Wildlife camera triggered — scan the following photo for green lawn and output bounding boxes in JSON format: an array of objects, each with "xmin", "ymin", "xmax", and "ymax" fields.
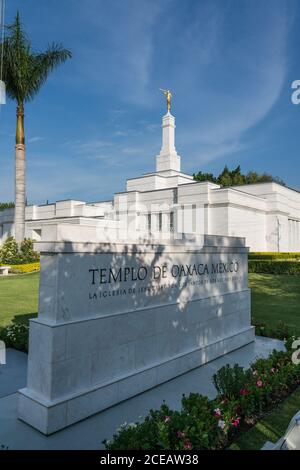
[
  {"xmin": 0, "ymin": 272, "xmax": 39, "ymax": 327},
  {"xmin": 0, "ymin": 270, "xmax": 300, "ymax": 450},
  {"xmin": 0, "ymin": 272, "xmax": 300, "ymax": 332},
  {"xmin": 230, "ymin": 385, "xmax": 300, "ymax": 450},
  {"xmin": 249, "ymin": 273, "xmax": 300, "ymax": 335}
]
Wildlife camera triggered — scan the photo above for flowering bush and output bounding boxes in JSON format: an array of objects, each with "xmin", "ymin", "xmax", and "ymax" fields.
[
  {"xmin": 213, "ymin": 364, "xmax": 252, "ymax": 399},
  {"xmin": 104, "ymin": 344, "xmax": 300, "ymax": 450},
  {"xmin": 9, "ymin": 262, "xmax": 40, "ymax": 274},
  {"xmin": 0, "ymin": 323, "xmax": 29, "ymax": 352}
]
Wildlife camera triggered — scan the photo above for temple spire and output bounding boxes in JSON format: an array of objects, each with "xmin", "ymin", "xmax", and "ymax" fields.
[{"xmin": 156, "ymin": 111, "xmax": 181, "ymax": 172}]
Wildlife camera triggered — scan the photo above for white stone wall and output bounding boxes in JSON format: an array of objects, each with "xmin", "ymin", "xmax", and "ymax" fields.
[
  {"xmin": 1, "ymin": 181, "xmax": 299, "ymax": 251},
  {"xmin": 0, "ymin": 208, "xmax": 15, "ymax": 243},
  {"xmin": 232, "ymin": 183, "xmax": 300, "ymax": 251},
  {"xmin": 227, "ymin": 205, "xmax": 267, "ymax": 251},
  {"xmin": 289, "ymin": 219, "xmax": 300, "ymax": 251},
  {"xmin": 18, "ymin": 234, "xmax": 254, "ymax": 434}
]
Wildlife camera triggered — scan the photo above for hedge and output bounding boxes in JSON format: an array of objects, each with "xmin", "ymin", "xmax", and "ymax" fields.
[
  {"xmin": 249, "ymin": 252, "xmax": 300, "ymax": 260},
  {"xmin": 1, "ymin": 262, "xmax": 40, "ymax": 274},
  {"xmin": 0, "ymin": 323, "xmax": 29, "ymax": 352},
  {"xmin": 104, "ymin": 340, "xmax": 300, "ymax": 450},
  {"xmin": 248, "ymin": 260, "xmax": 300, "ymax": 275},
  {"xmin": 252, "ymin": 319, "xmax": 290, "ymax": 340}
]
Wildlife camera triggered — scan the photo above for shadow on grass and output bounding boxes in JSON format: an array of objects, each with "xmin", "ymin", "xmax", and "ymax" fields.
[{"xmin": 11, "ymin": 312, "xmax": 38, "ymax": 325}]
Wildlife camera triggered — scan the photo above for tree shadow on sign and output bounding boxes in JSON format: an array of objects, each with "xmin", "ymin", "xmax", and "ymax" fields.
[{"xmin": 33, "ymin": 233, "xmax": 248, "ymax": 399}]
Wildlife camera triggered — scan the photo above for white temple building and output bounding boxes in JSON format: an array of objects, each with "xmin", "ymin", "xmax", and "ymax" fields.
[{"xmin": 1, "ymin": 110, "xmax": 300, "ymax": 252}]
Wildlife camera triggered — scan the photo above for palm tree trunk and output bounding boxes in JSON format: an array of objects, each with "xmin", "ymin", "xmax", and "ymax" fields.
[{"xmin": 14, "ymin": 103, "xmax": 26, "ymax": 243}]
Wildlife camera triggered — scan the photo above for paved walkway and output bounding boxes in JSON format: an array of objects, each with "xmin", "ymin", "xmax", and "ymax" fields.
[{"xmin": 0, "ymin": 337, "xmax": 284, "ymax": 450}]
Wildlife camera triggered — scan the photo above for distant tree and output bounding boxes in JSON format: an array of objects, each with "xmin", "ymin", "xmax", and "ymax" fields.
[
  {"xmin": 1, "ymin": 12, "xmax": 71, "ymax": 242},
  {"xmin": 218, "ymin": 165, "xmax": 236, "ymax": 187},
  {"xmin": 192, "ymin": 171, "xmax": 217, "ymax": 184},
  {"xmin": 0, "ymin": 202, "xmax": 15, "ymax": 212},
  {"xmin": 193, "ymin": 165, "xmax": 286, "ymax": 187},
  {"xmin": 244, "ymin": 171, "xmax": 260, "ymax": 185},
  {"xmin": 230, "ymin": 165, "xmax": 245, "ymax": 186}
]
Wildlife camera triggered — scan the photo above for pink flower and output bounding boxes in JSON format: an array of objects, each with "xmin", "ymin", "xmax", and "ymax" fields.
[
  {"xmin": 164, "ymin": 416, "xmax": 171, "ymax": 423},
  {"xmin": 256, "ymin": 379, "xmax": 263, "ymax": 388},
  {"xmin": 177, "ymin": 431, "xmax": 185, "ymax": 439},
  {"xmin": 240, "ymin": 388, "xmax": 250, "ymax": 396},
  {"xmin": 183, "ymin": 439, "xmax": 192, "ymax": 450},
  {"xmin": 231, "ymin": 417, "xmax": 240, "ymax": 427},
  {"xmin": 214, "ymin": 408, "xmax": 222, "ymax": 417}
]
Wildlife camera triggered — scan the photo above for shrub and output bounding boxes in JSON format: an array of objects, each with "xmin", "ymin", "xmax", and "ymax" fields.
[
  {"xmin": 0, "ymin": 236, "xmax": 39, "ymax": 265},
  {"xmin": 0, "ymin": 237, "xmax": 20, "ymax": 264},
  {"xmin": 19, "ymin": 238, "xmax": 39, "ymax": 263},
  {"xmin": 249, "ymin": 252, "xmax": 300, "ymax": 260},
  {"xmin": 0, "ymin": 323, "xmax": 29, "ymax": 352},
  {"xmin": 180, "ymin": 394, "xmax": 226, "ymax": 449},
  {"xmin": 252, "ymin": 319, "xmax": 290, "ymax": 340},
  {"xmin": 213, "ymin": 364, "xmax": 252, "ymax": 399},
  {"xmin": 104, "ymin": 345, "xmax": 300, "ymax": 450},
  {"xmin": 248, "ymin": 260, "xmax": 300, "ymax": 275}
]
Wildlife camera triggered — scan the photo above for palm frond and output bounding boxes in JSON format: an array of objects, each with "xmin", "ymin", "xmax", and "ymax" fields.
[
  {"xmin": 0, "ymin": 13, "xmax": 71, "ymax": 103},
  {"xmin": 28, "ymin": 43, "xmax": 72, "ymax": 100}
]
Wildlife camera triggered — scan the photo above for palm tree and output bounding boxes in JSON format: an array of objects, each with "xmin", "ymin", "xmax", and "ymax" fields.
[{"xmin": 1, "ymin": 12, "xmax": 71, "ymax": 242}]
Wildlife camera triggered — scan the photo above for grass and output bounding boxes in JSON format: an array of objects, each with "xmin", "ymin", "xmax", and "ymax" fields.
[
  {"xmin": 249, "ymin": 273, "xmax": 300, "ymax": 335},
  {"xmin": 0, "ymin": 272, "xmax": 39, "ymax": 327},
  {"xmin": 230, "ymin": 385, "xmax": 300, "ymax": 450},
  {"xmin": 0, "ymin": 271, "xmax": 300, "ymax": 331},
  {"xmin": 0, "ymin": 270, "xmax": 300, "ymax": 450}
]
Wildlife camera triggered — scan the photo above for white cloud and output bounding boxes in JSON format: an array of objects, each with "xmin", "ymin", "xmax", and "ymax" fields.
[
  {"xmin": 113, "ymin": 130, "xmax": 129, "ymax": 137},
  {"xmin": 189, "ymin": 140, "xmax": 249, "ymax": 167},
  {"xmin": 66, "ymin": 0, "xmax": 163, "ymax": 106},
  {"xmin": 175, "ymin": 1, "xmax": 291, "ymax": 166},
  {"xmin": 28, "ymin": 136, "xmax": 44, "ymax": 144},
  {"xmin": 145, "ymin": 123, "xmax": 160, "ymax": 132},
  {"xmin": 77, "ymin": 140, "xmax": 113, "ymax": 151},
  {"xmin": 121, "ymin": 147, "xmax": 143, "ymax": 156}
]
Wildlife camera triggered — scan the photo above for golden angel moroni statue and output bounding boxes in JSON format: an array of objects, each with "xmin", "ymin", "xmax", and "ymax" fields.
[{"xmin": 159, "ymin": 88, "xmax": 172, "ymax": 112}]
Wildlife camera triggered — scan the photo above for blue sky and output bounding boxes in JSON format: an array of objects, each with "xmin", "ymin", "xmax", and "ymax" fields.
[{"xmin": 0, "ymin": 0, "xmax": 300, "ymax": 204}]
